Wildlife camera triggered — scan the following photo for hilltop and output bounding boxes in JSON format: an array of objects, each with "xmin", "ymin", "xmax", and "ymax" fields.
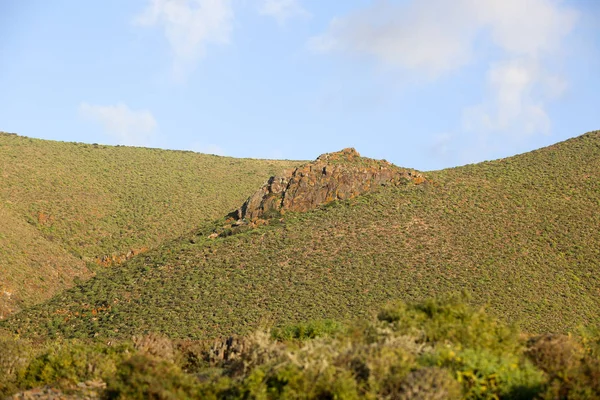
[
  {"xmin": 4, "ymin": 131, "xmax": 599, "ymax": 339},
  {"xmin": 0, "ymin": 132, "xmax": 301, "ymax": 317}
]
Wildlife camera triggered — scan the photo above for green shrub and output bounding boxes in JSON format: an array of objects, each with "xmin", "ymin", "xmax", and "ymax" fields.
[
  {"xmin": 0, "ymin": 336, "xmax": 32, "ymax": 395},
  {"xmin": 16, "ymin": 341, "xmax": 131, "ymax": 389},
  {"xmin": 378, "ymin": 296, "xmax": 521, "ymax": 355},
  {"xmin": 7, "ymin": 297, "xmax": 600, "ymax": 399},
  {"xmin": 271, "ymin": 320, "xmax": 345, "ymax": 341},
  {"xmin": 105, "ymin": 354, "xmax": 200, "ymax": 400},
  {"xmin": 428, "ymin": 347, "xmax": 544, "ymax": 399}
]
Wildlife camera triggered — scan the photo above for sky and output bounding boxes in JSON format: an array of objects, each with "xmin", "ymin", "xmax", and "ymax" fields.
[{"xmin": 0, "ymin": 0, "xmax": 598, "ymax": 170}]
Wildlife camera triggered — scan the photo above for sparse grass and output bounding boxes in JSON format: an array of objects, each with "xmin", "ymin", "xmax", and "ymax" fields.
[{"xmin": 0, "ymin": 133, "xmax": 301, "ymax": 316}]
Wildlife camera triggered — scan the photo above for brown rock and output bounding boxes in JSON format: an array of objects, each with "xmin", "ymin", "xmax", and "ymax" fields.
[{"xmin": 234, "ymin": 148, "xmax": 425, "ymax": 220}]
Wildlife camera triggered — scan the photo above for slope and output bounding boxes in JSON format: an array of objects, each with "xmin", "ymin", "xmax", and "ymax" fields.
[
  {"xmin": 3, "ymin": 130, "xmax": 599, "ymax": 338},
  {"xmin": 0, "ymin": 206, "xmax": 90, "ymax": 318},
  {"xmin": 0, "ymin": 132, "xmax": 301, "ymax": 317}
]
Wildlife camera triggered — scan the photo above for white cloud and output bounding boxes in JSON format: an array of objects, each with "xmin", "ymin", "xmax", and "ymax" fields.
[
  {"xmin": 259, "ymin": 0, "xmax": 309, "ymax": 25},
  {"xmin": 463, "ymin": 59, "xmax": 552, "ymax": 136},
  {"xmin": 309, "ymin": 0, "xmax": 480, "ymax": 77},
  {"xmin": 311, "ymin": 0, "xmax": 576, "ymax": 77},
  {"xmin": 474, "ymin": 0, "xmax": 577, "ymax": 57},
  {"xmin": 79, "ymin": 102, "xmax": 158, "ymax": 146},
  {"xmin": 311, "ymin": 0, "xmax": 577, "ymax": 142},
  {"xmin": 134, "ymin": 0, "xmax": 234, "ymax": 79}
]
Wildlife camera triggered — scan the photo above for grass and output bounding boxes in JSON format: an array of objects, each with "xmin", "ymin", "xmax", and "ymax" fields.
[
  {"xmin": 3, "ymin": 130, "xmax": 599, "ymax": 338},
  {"xmin": 0, "ymin": 132, "xmax": 301, "ymax": 316}
]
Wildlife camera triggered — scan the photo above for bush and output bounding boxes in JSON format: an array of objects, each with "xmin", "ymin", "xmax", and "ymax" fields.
[
  {"xmin": 393, "ymin": 367, "xmax": 461, "ymax": 400},
  {"xmin": 15, "ymin": 341, "xmax": 130, "ymax": 390},
  {"xmin": 133, "ymin": 333, "xmax": 175, "ymax": 362},
  {"xmin": 527, "ymin": 334, "xmax": 600, "ymax": 399},
  {"xmin": 378, "ymin": 296, "xmax": 521, "ymax": 355},
  {"xmin": 0, "ymin": 336, "xmax": 32, "ymax": 395},
  {"xmin": 105, "ymin": 354, "xmax": 200, "ymax": 400},
  {"xmin": 271, "ymin": 320, "xmax": 345, "ymax": 341},
  {"xmin": 429, "ymin": 347, "xmax": 544, "ymax": 399},
  {"xmin": 6, "ymin": 297, "xmax": 600, "ymax": 399},
  {"xmin": 526, "ymin": 334, "xmax": 583, "ymax": 378}
]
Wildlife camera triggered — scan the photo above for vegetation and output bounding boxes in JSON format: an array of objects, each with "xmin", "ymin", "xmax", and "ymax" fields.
[
  {"xmin": 4, "ymin": 131, "xmax": 599, "ymax": 339},
  {"xmin": 0, "ymin": 132, "xmax": 300, "ymax": 315},
  {"xmin": 2, "ymin": 298, "xmax": 600, "ymax": 399},
  {"xmin": 2, "ymin": 130, "xmax": 600, "ymax": 398},
  {"xmin": 0, "ymin": 206, "xmax": 90, "ymax": 319}
]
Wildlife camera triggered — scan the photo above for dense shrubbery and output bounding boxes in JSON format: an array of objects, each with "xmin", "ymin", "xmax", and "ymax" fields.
[{"xmin": 3, "ymin": 298, "xmax": 600, "ymax": 399}]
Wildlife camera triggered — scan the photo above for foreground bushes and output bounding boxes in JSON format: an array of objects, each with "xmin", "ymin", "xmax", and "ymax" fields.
[{"xmin": 2, "ymin": 298, "xmax": 600, "ymax": 399}]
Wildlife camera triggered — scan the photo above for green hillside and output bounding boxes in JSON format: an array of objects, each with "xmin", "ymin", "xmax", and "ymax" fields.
[
  {"xmin": 4, "ymin": 130, "xmax": 599, "ymax": 339},
  {"xmin": 0, "ymin": 206, "xmax": 90, "ymax": 319},
  {"xmin": 0, "ymin": 132, "xmax": 301, "ymax": 316}
]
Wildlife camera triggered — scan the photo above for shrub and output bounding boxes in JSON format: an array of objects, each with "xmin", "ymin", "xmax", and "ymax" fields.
[
  {"xmin": 526, "ymin": 334, "xmax": 583, "ymax": 378},
  {"xmin": 15, "ymin": 341, "xmax": 130, "ymax": 390},
  {"xmin": 208, "ymin": 331, "xmax": 284, "ymax": 377},
  {"xmin": 378, "ymin": 296, "xmax": 521, "ymax": 355},
  {"xmin": 133, "ymin": 333, "xmax": 175, "ymax": 362},
  {"xmin": 429, "ymin": 347, "xmax": 544, "ymax": 399},
  {"xmin": 105, "ymin": 354, "xmax": 200, "ymax": 400},
  {"xmin": 392, "ymin": 367, "xmax": 461, "ymax": 400},
  {"xmin": 0, "ymin": 336, "xmax": 32, "ymax": 395},
  {"xmin": 271, "ymin": 320, "xmax": 345, "ymax": 341},
  {"xmin": 528, "ymin": 333, "xmax": 600, "ymax": 399}
]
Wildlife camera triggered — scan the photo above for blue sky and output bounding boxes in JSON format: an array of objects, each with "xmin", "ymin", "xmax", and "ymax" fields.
[{"xmin": 1, "ymin": 0, "xmax": 598, "ymax": 170}]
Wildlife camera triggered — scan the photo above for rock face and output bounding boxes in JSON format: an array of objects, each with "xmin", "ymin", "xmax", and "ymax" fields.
[{"xmin": 233, "ymin": 148, "xmax": 425, "ymax": 221}]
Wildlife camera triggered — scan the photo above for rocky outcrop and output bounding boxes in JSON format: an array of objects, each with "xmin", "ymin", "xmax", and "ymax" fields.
[{"xmin": 233, "ymin": 148, "xmax": 425, "ymax": 221}]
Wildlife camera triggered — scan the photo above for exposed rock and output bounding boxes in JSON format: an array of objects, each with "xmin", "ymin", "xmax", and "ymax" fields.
[{"xmin": 233, "ymin": 148, "xmax": 425, "ymax": 221}]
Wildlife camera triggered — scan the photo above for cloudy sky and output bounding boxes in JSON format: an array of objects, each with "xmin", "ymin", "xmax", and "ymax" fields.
[{"xmin": 1, "ymin": 0, "xmax": 598, "ymax": 170}]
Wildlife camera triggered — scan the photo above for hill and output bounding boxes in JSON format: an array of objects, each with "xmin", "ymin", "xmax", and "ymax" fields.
[
  {"xmin": 0, "ymin": 206, "xmax": 90, "ymax": 319},
  {"xmin": 0, "ymin": 132, "xmax": 301, "ymax": 316},
  {"xmin": 3, "ymin": 130, "xmax": 600, "ymax": 338}
]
